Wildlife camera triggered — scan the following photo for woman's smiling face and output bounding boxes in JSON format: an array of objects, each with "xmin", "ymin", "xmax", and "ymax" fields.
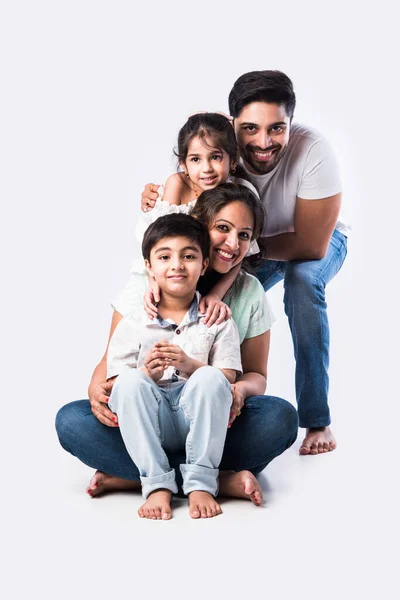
[{"xmin": 208, "ymin": 201, "xmax": 254, "ymax": 273}]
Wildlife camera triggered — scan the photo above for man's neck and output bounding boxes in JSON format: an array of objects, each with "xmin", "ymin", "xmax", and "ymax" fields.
[{"xmin": 157, "ymin": 291, "xmax": 196, "ymax": 324}]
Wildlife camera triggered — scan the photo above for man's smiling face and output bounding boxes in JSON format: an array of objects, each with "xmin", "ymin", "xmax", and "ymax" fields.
[{"xmin": 234, "ymin": 101, "xmax": 291, "ymax": 175}]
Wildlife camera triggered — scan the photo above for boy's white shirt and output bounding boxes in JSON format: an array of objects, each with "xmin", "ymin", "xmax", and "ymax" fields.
[{"xmin": 107, "ymin": 291, "xmax": 242, "ymax": 386}]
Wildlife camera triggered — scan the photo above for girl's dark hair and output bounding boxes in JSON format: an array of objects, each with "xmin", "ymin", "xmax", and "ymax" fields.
[
  {"xmin": 175, "ymin": 113, "xmax": 238, "ymax": 167},
  {"xmin": 228, "ymin": 70, "xmax": 296, "ymax": 120},
  {"xmin": 190, "ymin": 183, "xmax": 265, "ymax": 242}
]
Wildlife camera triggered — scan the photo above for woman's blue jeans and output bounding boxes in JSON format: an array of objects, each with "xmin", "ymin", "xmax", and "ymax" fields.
[
  {"xmin": 55, "ymin": 394, "xmax": 298, "ymax": 492},
  {"xmin": 255, "ymin": 229, "xmax": 348, "ymax": 428}
]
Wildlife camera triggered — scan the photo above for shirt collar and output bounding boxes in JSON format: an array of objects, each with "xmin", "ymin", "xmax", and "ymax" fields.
[{"xmin": 145, "ymin": 292, "xmax": 202, "ymax": 329}]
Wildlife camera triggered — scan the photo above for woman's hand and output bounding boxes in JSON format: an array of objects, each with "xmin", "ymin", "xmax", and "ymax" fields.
[
  {"xmin": 89, "ymin": 380, "xmax": 119, "ymax": 427},
  {"xmin": 143, "ymin": 343, "xmax": 169, "ymax": 382},
  {"xmin": 144, "ymin": 279, "xmax": 161, "ymax": 319},
  {"xmin": 228, "ymin": 381, "xmax": 246, "ymax": 428},
  {"xmin": 199, "ymin": 294, "xmax": 232, "ymax": 326},
  {"xmin": 141, "ymin": 183, "xmax": 160, "ymax": 212}
]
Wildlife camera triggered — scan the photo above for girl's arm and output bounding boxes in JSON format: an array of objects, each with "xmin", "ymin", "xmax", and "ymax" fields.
[
  {"xmin": 88, "ymin": 310, "xmax": 123, "ymax": 427},
  {"xmin": 162, "ymin": 173, "xmax": 191, "ymax": 205},
  {"xmin": 199, "ymin": 264, "xmax": 241, "ymax": 325}
]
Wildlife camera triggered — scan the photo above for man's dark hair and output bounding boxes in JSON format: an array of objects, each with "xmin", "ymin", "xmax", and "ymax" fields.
[
  {"xmin": 142, "ymin": 213, "xmax": 210, "ymax": 262},
  {"xmin": 228, "ymin": 70, "xmax": 296, "ymax": 119}
]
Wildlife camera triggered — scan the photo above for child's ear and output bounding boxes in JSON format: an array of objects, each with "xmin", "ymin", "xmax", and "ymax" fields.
[
  {"xmin": 179, "ymin": 160, "xmax": 188, "ymax": 176},
  {"xmin": 201, "ymin": 257, "xmax": 209, "ymax": 276},
  {"xmin": 230, "ymin": 161, "xmax": 238, "ymax": 174},
  {"xmin": 144, "ymin": 259, "xmax": 155, "ymax": 279}
]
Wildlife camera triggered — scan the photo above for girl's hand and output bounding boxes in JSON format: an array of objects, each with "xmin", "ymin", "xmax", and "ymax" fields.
[
  {"xmin": 141, "ymin": 183, "xmax": 160, "ymax": 212},
  {"xmin": 155, "ymin": 342, "xmax": 200, "ymax": 377},
  {"xmin": 228, "ymin": 382, "xmax": 246, "ymax": 428},
  {"xmin": 199, "ymin": 294, "xmax": 232, "ymax": 326},
  {"xmin": 144, "ymin": 279, "xmax": 161, "ymax": 319},
  {"xmin": 143, "ymin": 343, "xmax": 169, "ymax": 382},
  {"xmin": 89, "ymin": 380, "xmax": 119, "ymax": 427}
]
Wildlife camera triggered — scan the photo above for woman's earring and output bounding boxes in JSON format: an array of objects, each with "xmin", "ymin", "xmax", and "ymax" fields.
[{"xmin": 185, "ymin": 171, "xmax": 190, "ymax": 178}]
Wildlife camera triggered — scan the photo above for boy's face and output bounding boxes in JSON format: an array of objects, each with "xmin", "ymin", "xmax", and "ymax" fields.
[{"xmin": 145, "ymin": 236, "xmax": 208, "ymax": 297}]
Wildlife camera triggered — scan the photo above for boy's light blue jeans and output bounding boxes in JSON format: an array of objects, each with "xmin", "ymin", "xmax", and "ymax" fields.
[
  {"xmin": 255, "ymin": 229, "xmax": 347, "ymax": 428},
  {"xmin": 108, "ymin": 366, "xmax": 232, "ymax": 499}
]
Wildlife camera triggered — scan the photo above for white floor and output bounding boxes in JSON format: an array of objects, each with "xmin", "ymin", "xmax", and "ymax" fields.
[{"xmin": 5, "ymin": 377, "xmax": 396, "ymax": 600}]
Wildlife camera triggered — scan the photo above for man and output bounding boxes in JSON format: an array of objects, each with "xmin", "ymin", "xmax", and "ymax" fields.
[{"xmin": 142, "ymin": 70, "xmax": 349, "ymax": 455}]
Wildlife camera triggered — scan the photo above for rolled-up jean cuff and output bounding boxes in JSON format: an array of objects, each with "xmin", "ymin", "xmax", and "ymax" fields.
[
  {"xmin": 140, "ymin": 469, "xmax": 178, "ymax": 499},
  {"xmin": 180, "ymin": 464, "xmax": 219, "ymax": 497}
]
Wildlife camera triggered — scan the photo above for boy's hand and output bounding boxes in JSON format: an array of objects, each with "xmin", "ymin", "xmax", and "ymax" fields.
[
  {"xmin": 155, "ymin": 342, "xmax": 201, "ymax": 377},
  {"xmin": 143, "ymin": 342, "xmax": 169, "ymax": 382},
  {"xmin": 141, "ymin": 183, "xmax": 160, "ymax": 212},
  {"xmin": 228, "ymin": 382, "xmax": 246, "ymax": 428},
  {"xmin": 144, "ymin": 279, "xmax": 161, "ymax": 319},
  {"xmin": 199, "ymin": 293, "xmax": 232, "ymax": 326}
]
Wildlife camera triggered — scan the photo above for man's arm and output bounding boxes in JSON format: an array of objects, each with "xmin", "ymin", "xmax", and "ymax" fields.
[{"xmin": 263, "ymin": 193, "xmax": 341, "ymax": 261}]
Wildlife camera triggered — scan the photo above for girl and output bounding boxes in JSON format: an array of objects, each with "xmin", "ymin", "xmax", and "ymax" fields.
[{"xmin": 134, "ymin": 112, "xmax": 260, "ymax": 323}]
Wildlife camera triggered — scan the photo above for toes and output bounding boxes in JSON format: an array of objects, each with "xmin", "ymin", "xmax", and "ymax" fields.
[
  {"xmin": 299, "ymin": 444, "xmax": 311, "ymax": 455},
  {"xmin": 200, "ymin": 505, "xmax": 208, "ymax": 518},
  {"xmin": 190, "ymin": 505, "xmax": 200, "ymax": 519},
  {"xmin": 162, "ymin": 504, "xmax": 171, "ymax": 520}
]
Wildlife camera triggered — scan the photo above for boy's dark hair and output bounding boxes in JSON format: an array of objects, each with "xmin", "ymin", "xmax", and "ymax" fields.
[
  {"xmin": 142, "ymin": 213, "xmax": 210, "ymax": 262},
  {"xmin": 175, "ymin": 112, "xmax": 238, "ymax": 167},
  {"xmin": 228, "ymin": 70, "xmax": 296, "ymax": 120}
]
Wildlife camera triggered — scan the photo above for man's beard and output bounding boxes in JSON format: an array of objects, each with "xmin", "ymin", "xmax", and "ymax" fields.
[{"xmin": 242, "ymin": 144, "xmax": 286, "ymax": 175}]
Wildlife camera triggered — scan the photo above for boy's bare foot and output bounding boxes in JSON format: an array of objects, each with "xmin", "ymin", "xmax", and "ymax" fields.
[
  {"xmin": 86, "ymin": 470, "xmax": 141, "ymax": 498},
  {"xmin": 138, "ymin": 489, "xmax": 172, "ymax": 520},
  {"xmin": 218, "ymin": 470, "xmax": 262, "ymax": 506},
  {"xmin": 299, "ymin": 426, "xmax": 337, "ymax": 455},
  {"xmin": 189, "ymin": 491, "xmax": 222, "ymax": 519}
]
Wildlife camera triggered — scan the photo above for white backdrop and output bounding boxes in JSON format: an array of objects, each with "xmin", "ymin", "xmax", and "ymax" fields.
[{"xmin": 1, "ymin": 1, "xmax": 398, "ymax": 597}]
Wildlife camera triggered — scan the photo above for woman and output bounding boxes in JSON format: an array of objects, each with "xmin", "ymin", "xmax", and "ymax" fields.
[{"xmin": 56, "ymin": 184, "xmax": 298, "ymax": 511}]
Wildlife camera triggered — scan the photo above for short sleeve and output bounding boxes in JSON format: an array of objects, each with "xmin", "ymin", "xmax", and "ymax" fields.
[
  {"xmin": 111, "ymin": 273, "xmax": 149, "ymax": 317},
  {"xmin": 106, "ymin": 314, "xmax": 141, "ymax": 379},
  {"xmin": 225, "ymin": 274, "xmax": 275, "ymax": 343},
  {"xmin": 208, "ymin": 318, "xmax": 242, "ymax": 375},
  {"xmin": 298, "ymin": 137, "xmax": 342, "ymax": 200},
  {"xmin": 244, "ymin": 280, "xmax": 275, "ymax": 339}
]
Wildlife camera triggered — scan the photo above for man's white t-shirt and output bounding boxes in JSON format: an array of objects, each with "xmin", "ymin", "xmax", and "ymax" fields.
[{"xmin": 245, "ymin": 123, "xmax": 350, "ymax": 237}]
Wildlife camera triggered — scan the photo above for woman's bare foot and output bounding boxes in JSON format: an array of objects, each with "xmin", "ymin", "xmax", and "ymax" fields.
[
  {"xmin": 86, "ymin": 471, "xmax": 141, "ymax": 498},
  {"xmin": 188, "ymin": 491, "xmax": 222, "ymax": 519},
  {"xmin": 299, "ymin": 426, "xmax": 337, "ymax": 455},
  {"xmin": 218, "ymin": 470, "xmax": 262, "ymax": 506},
  {"xmin": 138, "ymin": 489, "xmax": 172, "ymax": 520}
]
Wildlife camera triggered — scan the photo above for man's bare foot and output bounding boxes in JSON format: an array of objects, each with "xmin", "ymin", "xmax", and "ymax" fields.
[
  {"xmin": 299, "ymin": 426, "xmax": 337, "ymax": 455},
  {"xmin": 218, "ymin": 470, "xmax": 262, "ymax": 506},
  {"xmin": 138, "ymin": 489, "xmax": 172, "ymax": 520},
  {"xmin": 189, "ymin": 491, "xmax": 222, "ymax": 519},
  {"xmin": 86, "ymin": 471, "xmax": 141, "ymax": 498}
]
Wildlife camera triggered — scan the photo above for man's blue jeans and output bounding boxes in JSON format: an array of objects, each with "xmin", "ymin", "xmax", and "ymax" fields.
[
  {"xmin": 255, "ymin": 229, "xmax": 348, "ymax": 428},
  {"xmin": 56, "ymin": 393, "xmax": 298, "ymax": 492}
]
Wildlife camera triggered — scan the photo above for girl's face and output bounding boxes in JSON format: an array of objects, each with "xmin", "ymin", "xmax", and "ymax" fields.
[
  {"xmin": 182, "ymin": 136, "xmax": 234, "ymax": 193},
  {"xmin": 208, "ymin": 201, "xmax": 254, "ymax": 273}
]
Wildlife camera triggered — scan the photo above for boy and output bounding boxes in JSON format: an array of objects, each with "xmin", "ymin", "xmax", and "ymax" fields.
[{"xmin": 107, "ymin": 214, "xmax": 242, "ymax": 520}]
